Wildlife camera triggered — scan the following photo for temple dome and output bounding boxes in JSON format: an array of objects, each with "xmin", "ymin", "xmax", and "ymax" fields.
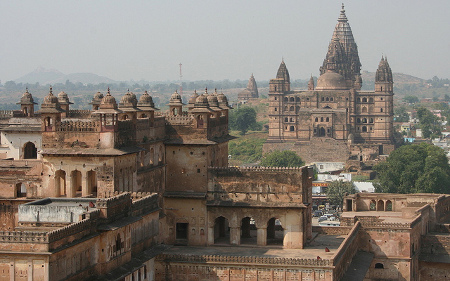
[
  {"xmin": 316, "ymin": 71, "xmax": 348, "ymax": 90},
  {"xmin": 138, "ymin": 91, "xmax": 155, "ymax": 107}
]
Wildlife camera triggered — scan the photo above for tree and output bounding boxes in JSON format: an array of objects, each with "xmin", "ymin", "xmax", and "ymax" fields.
[
  {"xmin": 260, "ymin": 150, "xmax": 304, "ymax": 167},
  {"xmin": 403, "ymin": 95, "xmax": 419, "ymax": 104},
  {"xmin": 326, "ymin": 180, "xmax": 355, "ymax": 206},
  {"xmin": 229, "ymin": 106, "xmax": 258, "ymax": 135},
  {"xmin": 417, "ymin": 107, "xmax": 441, "ymax": 139},
  {"xmin": 374, "ymin": 143, "xmax": 450, "ymax": 194}
]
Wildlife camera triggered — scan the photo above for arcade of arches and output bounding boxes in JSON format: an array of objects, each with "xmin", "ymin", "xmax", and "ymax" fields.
[{"xmin": 208, "ymin": 208, "xmax": 305, "ymax": 249}]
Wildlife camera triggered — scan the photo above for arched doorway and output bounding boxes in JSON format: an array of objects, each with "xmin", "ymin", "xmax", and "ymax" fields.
[
  {"xmin": 377, "ymin": 200, "xmax": 385, "ymax": 211},
  {"xmin": 241, "ymin": 217, "xmax": 257, "ymax": 245},
  {"xmin": 55, "ymin": 170, "xmax": 67, "ymax": 197},
  {"xmin": 319, "ymin": 127, "xmax": 326, "ymax": 137},
  {"xmin": 214, "ymin": 216, "xmax": 230, "ymax": 244},
  {"xmin": 267, "ymin": 218, "xmax": 284, "ymax": 245},
  {"xmin": 23, "ymin": 142, "xmax": 37, "ymax": 159},
  {"xmin": 87, "ymin": 170, "xmax": 97, "ymax": 195},
  {"xmin": 71, "ymin": 170, "xmax": 82, "ymax": 197}
]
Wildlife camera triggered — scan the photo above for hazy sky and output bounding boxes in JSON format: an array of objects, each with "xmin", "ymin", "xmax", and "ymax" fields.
[{"xmin": 1, "ymin": 0, "xmax": 449, "ymax": 82}]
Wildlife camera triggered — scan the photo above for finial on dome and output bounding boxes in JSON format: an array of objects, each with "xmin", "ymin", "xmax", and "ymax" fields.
[
  {"xmin": 26, "ymin": 87, "xmax": 29, "ymax": 93},
  {"xmin": 341, "ymin": 3, "xmax": 344, "ymax": 11},
  {"xmin": 49, "ymin": 86, "xmax": 53, "ymax": 94},
  {"xmin": 107, "ymin": 87, "xmax": 111, "ymax": 95},
  {"xmin": 194, "ymin": 90, "xmax": 197, "ymax": 94},
  {"xmin": 205, "ymin": 87, "xmax": 208, "ymax": 94}
]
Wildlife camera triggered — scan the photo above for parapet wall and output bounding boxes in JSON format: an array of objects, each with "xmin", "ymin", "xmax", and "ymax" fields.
[{"xmin": 207, "ymin": 166, "xmax": 311, "ymax": 205}]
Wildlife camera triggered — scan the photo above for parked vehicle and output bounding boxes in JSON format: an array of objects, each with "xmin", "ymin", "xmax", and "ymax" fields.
[
  {"xmin": 313, "ymin": 210, "xmax": 323, "ymax": 217},
  {"xmin": 318, "ymin": 215, "xmax": 328, "ymax": 222}
]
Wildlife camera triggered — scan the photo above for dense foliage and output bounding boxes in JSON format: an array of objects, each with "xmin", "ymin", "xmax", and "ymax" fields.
[
  {"xmin": 260, "ymin": 150, "xmax": 304, "ymax": 167},
  {"xmin": 326, "ymin": 180, "xmax": 355, "ymax": 206},
  {"xmin": 374, "ymin": 143, "xmax": 450, "ymax": 194},
  {"xmin": 229, "ymin": 107, "xmax": 260, "ymax": 135},
  {"xmin": 416, "ymin": 107, "xmax": 441, "ymax": 138},
  {"xmin": 228, "ymin": 137, "xmax": 265, "ymax": 164}
]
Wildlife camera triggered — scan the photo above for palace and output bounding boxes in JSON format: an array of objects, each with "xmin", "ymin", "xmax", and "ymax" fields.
[
  {"xmin": 264, "ymin": 5, "xmax": 397, "ymax": 165},
  {"xmin": 0, "ymin": 5, "xmax": 448, "ymax": 281}
]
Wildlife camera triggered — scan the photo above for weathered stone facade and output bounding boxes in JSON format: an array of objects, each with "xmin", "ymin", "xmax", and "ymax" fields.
[{"xmin": 264, "ymin": 5, "xmax": 396, "ymax": 164}]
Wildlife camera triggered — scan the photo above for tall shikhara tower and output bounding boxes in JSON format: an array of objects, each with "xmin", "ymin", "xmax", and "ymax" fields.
[{"xmin": 320, "ymin": 4, "xmax": 362, "ymax": 88}]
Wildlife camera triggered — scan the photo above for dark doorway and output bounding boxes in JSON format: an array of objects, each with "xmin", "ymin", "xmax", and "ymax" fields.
[
  {"xmin": 176, "ymin": 222, "xmax": 188, "ymax": 245},
  {"xmin": 24, "ymin": 142, "xmax": 37, "ymax": 159}
]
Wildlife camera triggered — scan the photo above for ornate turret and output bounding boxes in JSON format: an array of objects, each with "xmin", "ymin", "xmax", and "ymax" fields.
[
  {"xmin": 269, "ymin": 60, "xmax": 291, "ymax": 93},
  {"xmin": 40, "ymin": 86, "xmax": 64, "ymax": 132},
  {"xmin": 308, "ymin": 75, "xmax": 315, "ymax": 91},
  {"xmin": 168, "ymin": 90, "xmax": 183, "ymax": 116},
  {"xmin": 17, "ymin": 88, "xmax": 37, "ymax": 117},
  {"xmin": 321, "ymin": 4, "xmax": 361, "ymax": 86},
  {"xmin": 188, "ymin": 90, "xmax": 199, "ymax": 111},
  {"xmin": 57, "ymin": 91, "xmax": 73, "ymax": 117},
  {"xmin": 91, "ymin": 92, "xmax": 104, "ymax": 110},
  {"xmin": 192, "ymin": 91, "xmax": 214, "ymax": 129},
  {"xmin": 375, "ymin": 56, "xmax": 393, "ymax": 92}
]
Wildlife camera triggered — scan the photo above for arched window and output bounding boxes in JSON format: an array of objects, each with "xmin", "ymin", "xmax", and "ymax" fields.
[
  {"xmin": 330, "ymin": 97, "xmax": 334, "ymax": 101},
  {"xmin": 380, "ymin": 108, "xmax": 384, "ymax": 112},
  {"xmin": 321, "ymin": 117, "xmax": 324, "ymax": 122},
  {"xmin": 23, "ymin": 142, "xmax": 37, "ymax": 159},
  {"xmin": 362, "ymin": 97, "xmax": 367, "ymax": 102},
  {"xmin": 362, "ymin": 126, "xmax": 367, "ymax": 132},
  {"xmin": 290, "ymin": 97, "xmax": 294, "ymax": 102},
  {"xmin": 357, "ymin": 98, "xmax": 361, "ymax": 102},
  {"xmin": 290, "ymin": 126, "xmax": 294, "ymax": 131},
  {"xmin": 197, "ymin": 115, "xmax": 204, "ymax": 128},
  {"xmin": 321, "ymin": 97, "xmax": 325, "ymax": 101},
  {"xmin": 362, "ymin": 118, "xmax": 367, "ymax": 123},
  {"xmin": 377, "ymin": 200, "xmax": 385, "ymax": 211},
  {"xmin": 326, "ymin": 97, "xmax": 329, "ymax": 101},
  {"xmin": 284, "ymin": 106, "xmax": 288, "ymax": 111},
  {"xmin": 370, "ymin": 200, "xmax": 376, "ymax": 211},
  {"xmin": 296, "ymin": 97, "xmax": 300, "ymax": 102},
  {"xmin": 289, "ymin": 117, "xmax": 293, "ymax": 122},
  {"xmin": 356, "ymin": 118, "xmax": 361, "ymax": 124},
  {"xmin": 326, "ymin": 117, "xmax": 329, "ymax": 122},
  {"xmin": 284, "ymin": 97, "xmax": 288, "ymax": 102},
  {"xmin": 289, "ymin": 106, "xmax": 294, "ymax": 111},
  {"xmin": 386, "ymin": 200, "xmax": 393, "ymax": 211},
  {"xmin": 285, "ymin": 117, "xmax": 288, "ymax": 122},
  {"xmin": 315, "ymin": 117, "xmax": 318, "ymax": 122},
  {"xmin": 375, "ymin": 263, "xmax": 384, "ymax": 269},
  {"xmin": 362, "ymin": 107, "xmax": 368, "ymax": 113},
  {"xmin": 369, "ymin": 118, "xmax": 374, "ymax": 123}
]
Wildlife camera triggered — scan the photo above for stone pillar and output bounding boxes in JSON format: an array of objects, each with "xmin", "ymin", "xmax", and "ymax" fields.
[
  {"xmin": 257, "ymin": 228, "xmax": 267, "ymax": 246},
  {"xmin": 230, "ymin": 227, "xmax": 240, "ymax": 245},
  {"xmin": 207, "ymin": 226, "xmax": 214, "ymax": 245},
  {"xmin": 68, "ymin": 174, "xmax": 77, "ymax": 198},
  {"xmin": 82, "ymin": 171, "xmax": 89, "ymax": 197}
]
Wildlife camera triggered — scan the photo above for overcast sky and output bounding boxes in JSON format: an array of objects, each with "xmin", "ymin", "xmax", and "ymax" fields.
[{"xmin": 1, "ymin": 0, "xmax": 449, "ymax": 82}]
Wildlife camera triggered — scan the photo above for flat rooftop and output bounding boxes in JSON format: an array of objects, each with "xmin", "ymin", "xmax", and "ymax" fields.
[
  {"xmin": 341, "ymin": 211, "xmax": 413, "ymax": 224},
  {"xmin": 24, "ymin": 198, "xmax": 97, "ymax": 209},
  {"xmin": 161, "ymin": 233, "xmax": 346, "ymax": 260}
]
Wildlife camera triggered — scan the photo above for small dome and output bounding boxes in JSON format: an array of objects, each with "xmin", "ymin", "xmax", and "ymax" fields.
[
  {"xmin": 207, "ymin": 93, "xmax": 219, "ymax": 108},
  {"xmin": 58, "ymin": 91, "xmax": 70, "ymax": 104},
  {"xmin": 100, "ymin": 91, "xmax": 118, "ymax": 108},
  {"xmin": 194, "ymin": 94, "xmax": 209, "ymax": 108},
  {"xmin": 19, "ymin": 89, "xmax": 35, "ymax": 104},
  {"xmin": 138, "ymin": 91, "xmax": 154, "ymax": 107},
  {"xmin": 316, "ymin": 71, "xmax": 348, "ymax": 90},
  {"xmin": 43, "ymin": 89, "xmax": 59, "ymax": 105},
  {"xmin": 119, "ymin": 90, "xmax": 138, "ymax": 108},
  {"xmin": 94, "ymin": 92, "xmax": 104, "ymax": 100},
  {"xmin": 169, "ymin": 90, "xmax": 182, "ymax": 103},
  {"xmin": 189, "ymin": 90, "xmax": 199, "ymax": 104}
]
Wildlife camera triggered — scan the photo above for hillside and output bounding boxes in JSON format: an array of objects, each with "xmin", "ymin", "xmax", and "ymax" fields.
[{"xmin": 15, "ymin": 67, "xmax": 117, "ymax": 85}]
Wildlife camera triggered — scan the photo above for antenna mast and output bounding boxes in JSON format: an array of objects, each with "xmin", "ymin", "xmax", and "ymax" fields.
[{"xmin": 179, "ymin": 63, "xmax": 183, "ymax": 96}]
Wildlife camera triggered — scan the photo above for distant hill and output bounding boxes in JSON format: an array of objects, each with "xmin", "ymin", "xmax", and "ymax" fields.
[
  {"xmin": 15, "ymin": 67, "xmax": 117, "ymax": 85},
  {"xmin": 361, "ymin": 71, "xmax": 424, "ymax": 86}
]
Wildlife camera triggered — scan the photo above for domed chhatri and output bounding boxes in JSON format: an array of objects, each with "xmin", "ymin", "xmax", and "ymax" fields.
[
  {"xmin": 40, "ymin": 86, "xmax": 65, "ymax": 113},
  {"xmin": 138, "ymin": 91, "xmax": 155, "ymax": 108},
  {"xmin": 100, "ymin": 88, "xmax": 118, "ymax": 110}
]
